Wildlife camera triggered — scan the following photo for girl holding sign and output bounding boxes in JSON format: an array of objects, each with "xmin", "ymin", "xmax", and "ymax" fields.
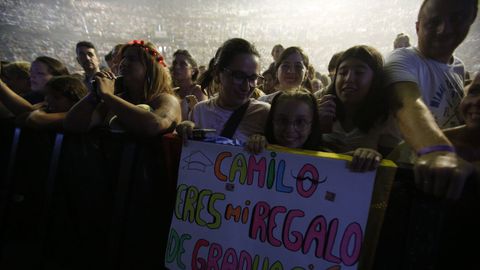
[{"xmin": 246, "ymin": 89, "xmax": 322, "ymax": 152}]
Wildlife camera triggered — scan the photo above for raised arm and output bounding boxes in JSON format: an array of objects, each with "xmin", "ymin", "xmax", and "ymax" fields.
[
  {"xmin": 25, "ymin": 110, "xmax": 66, "ymax": 129},
  {"xmin": 390, "ymin": 81, "xmax": 474, "ymax": 200},
  {"xmin": 0, "ymin": 78, "xmax": 34, "ymax": 115}
]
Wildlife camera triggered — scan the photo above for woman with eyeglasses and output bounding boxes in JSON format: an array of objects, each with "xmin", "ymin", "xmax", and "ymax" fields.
[
  {"xmin": 176, "ymin": 38, "xmax": 270, "ymax": 143},
  {"xmin": 258, "ymin": 47, "xmax": 311, "ymax": 104},
  {"xmin": 65, "ymin": 40, "xmax": 181, "ymax": 136}
]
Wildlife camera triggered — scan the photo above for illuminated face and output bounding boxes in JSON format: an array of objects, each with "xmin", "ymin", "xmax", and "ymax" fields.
[
  {"xmin": 119, "ymin": 46, "xmax": 147, "ymax": 86},
  {"xmin": 30, "ymin": 61, "xmax": 53, "ymax": 92},
  {"xmin": 277, "ymin": 52, "xmax": 307, "ymax": 90},
  {"xmin": 44, "ymin": 89, "xmax": 74, "ymax": 113},
  {"xmin": 335, "ymin": 58, "xmax": 374, "ymax": 107},
  {"xmin": 273, "ymin": 98, "xmax": 313, "ymax": 149},
  {"xmin": 460, "ymin": 77, "xmax": 480, "ymax": 130},
  {"xmin": 311, "ymin": 80, "xmax": 323, "ymax": 92},
  {"xmin": 416, "ymin": 0, "xmax": 475, "ymax": 63},
  {"xmin": 76, "ymin": 46, "xmax": 100, "ymax": 74},
  {"xmin": 172, "ymin": 54, "xmax": 194, "ymax": 81},
  {"xmin": 218, "ymin": 53, "xmax": 259, "ymax": 109},
  {"xmin": 262, "ymin": 73, "xmax": 276, "ymax": 94}
]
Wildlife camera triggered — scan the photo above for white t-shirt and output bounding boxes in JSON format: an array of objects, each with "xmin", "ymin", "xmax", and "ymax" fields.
[
  {"xmin": 384, "ymin": 47, "xmax": 465, "ymax": 129},
  {"xmin": 190, "ymin": 98, "xmax": 270, "ymax": 143}
]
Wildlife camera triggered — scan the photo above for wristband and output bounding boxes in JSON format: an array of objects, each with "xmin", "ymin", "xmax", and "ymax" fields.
[{"xmin": 416, "ymin": 145, "xmax": 456, "ymax": 156}]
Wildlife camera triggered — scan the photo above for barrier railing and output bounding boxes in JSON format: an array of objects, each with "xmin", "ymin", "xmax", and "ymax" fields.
[{"xmin": 0, "ymin": 121, "xmax": 477, "ymax": 270}]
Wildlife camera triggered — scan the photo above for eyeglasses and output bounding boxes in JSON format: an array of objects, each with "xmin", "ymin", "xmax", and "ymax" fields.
[
  {"xmin": 273, "ymin": 118, "xmax": 312, "ymax": 131},
  {"xmin": 223, "ymin": 68, "xmax": 263, "ymax": 87}
]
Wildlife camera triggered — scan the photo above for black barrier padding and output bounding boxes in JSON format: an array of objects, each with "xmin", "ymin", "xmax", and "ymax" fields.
[
  {"xmin": 117, "ymin": 138, "xmax": 176, "ymax": 270},
  {"xmin": 373, "ymin": 164, "xmax": 415, "ymax": 270},
  {"xmin": 373, "ymin": 164, "xmax": 480, "ymax": 270},
  {"xmin": 0, "ymin": 119, "xmax": 15, "ymax": 184},
  {"xmin": 433, "ymin": 175, "xmax": 480, "ymax": 269},
  {"xmin": 0, "ymin": 127, "xmax": 58, "ymax": 269},
  {"xmin": 44, "ymin": 131, "xmax": 133, "ymax": 269},
  {"xmin": 1, "ymin": 125, "xmax": 478, "ymax": 270},
  {"xmin": 42, "ymin": 131, "xmax": 177, "ymax": 270}
]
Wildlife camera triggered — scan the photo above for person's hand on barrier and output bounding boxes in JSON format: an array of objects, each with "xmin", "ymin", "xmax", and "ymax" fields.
[
  {"xmin": 349, "ymin": 148, "xmax": 382, "ymax": 172},
  {"xmin": 414, "ymin": 152, "xmax": 475, "ymax": 200},
  {"xmin": 245, "ymin": 134, "xmax": 267, "ymax": 155},
  {"xmin": 317, "ymin": 94, "xmax": 336, "ymax": 133},
  {"xmin": 175, "ymin": 120, "xmax": 195, "ymax": 145}
]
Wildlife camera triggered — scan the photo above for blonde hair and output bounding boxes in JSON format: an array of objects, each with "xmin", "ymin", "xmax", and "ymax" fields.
[{"xmin": 117, "ymin": 41, "xmax": 173, "ymax": 103}]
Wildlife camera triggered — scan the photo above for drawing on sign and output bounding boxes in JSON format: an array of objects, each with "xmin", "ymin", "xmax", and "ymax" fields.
[
  {"xmin": 182, "ymin": 150, "xmax": 213, "ymax": 172},
  {"xmin": 166, "ymin": 140, "xmax": 386, "ymax": 270},
  {"xmin": 291, "ymin": 167, "xmax": 328, "ymax": 184}
]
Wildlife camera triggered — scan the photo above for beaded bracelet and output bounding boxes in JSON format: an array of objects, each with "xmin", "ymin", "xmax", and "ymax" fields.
[{"xmin": 416, "ymin": 145, "xmax": 456, "ymax": 156}]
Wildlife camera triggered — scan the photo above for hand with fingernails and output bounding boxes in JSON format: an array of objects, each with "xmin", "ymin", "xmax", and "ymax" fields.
[
  {"xmin": 245, "ymin": 134, "xmax": 267, "ymax": 155},
  {"xmin": 349, "ymin": 148, "xmax": 382, "ymax": 172},
  {"xmin": 94, "ymin": 71, "xmax": 117, "ymax": 98},
  {"xmin": 175, "ymin": 120, "xmax": 195, "ymax": 145}
]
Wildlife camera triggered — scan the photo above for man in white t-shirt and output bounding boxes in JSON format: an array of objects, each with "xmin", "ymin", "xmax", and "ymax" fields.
[
  {"xmin": 385, "ymin": 47, "xmax": 465, "ymax": 129},
  {"xmin": 384, "ymin": 0, "xmax": 478, "ymax": 200}
]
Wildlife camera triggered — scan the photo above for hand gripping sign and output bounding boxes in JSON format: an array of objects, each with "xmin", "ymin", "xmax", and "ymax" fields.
[{"xmin": 165, "ymin": 140, "xmax": 396, "ymax": 270}]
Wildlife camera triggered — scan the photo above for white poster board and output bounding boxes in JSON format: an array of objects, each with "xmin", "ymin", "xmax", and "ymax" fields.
[{"xmin": 165, "ymin": 140, "xmax": 382, "ymax": 270}]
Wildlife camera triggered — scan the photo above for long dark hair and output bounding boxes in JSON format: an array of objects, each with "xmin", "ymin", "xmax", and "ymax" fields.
[
  {"xmin": 265, "ymin": 89, "xmax": 322, "ymax": 150},
  {"xmin": 198, "ymin": 38, "xmax": 260, "ymax": 97},
  {"xmin": 45, "ymin": 75, "xmax": 88, "ymax": 104},
  {"xmin": 274, "ymin": 46, "xmax": 311, "ymax": 90},
  {"xmin": 34, "ymin": 56, "xmax": 69, "ymax": 76},
  {"xmin": 116, "ymin": 40, "xmax": 172, "ymax": 103},
  {"xmin": 171, "ymin": 49, "xmax": 199, "ymax": 82},
  {"xmin": 326, "ymin": 45, "xmax": 388, "ymax": 132}
]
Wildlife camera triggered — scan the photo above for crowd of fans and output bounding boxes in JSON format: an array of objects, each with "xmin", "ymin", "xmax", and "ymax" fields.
[
  {"xmin": 0, "ymin": 0, "xmax": 479, "ymax": 268},
  {"xmin": 1, "ymin": 0, "xmax": 479, "ymax": 74}
]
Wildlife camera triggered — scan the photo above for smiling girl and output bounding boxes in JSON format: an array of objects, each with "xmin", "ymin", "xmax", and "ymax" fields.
[
  {"xmin": 444, "ymin": 73, "xmax": 480, "ymax": 162},
  {"xmin": 246, "ymin": 89, "xmax": 322, "ymax": 154},
  {"xmin": 176, "ymin": 38, "xmax": 270, "ymax": 143},
  {"xmin": 258, "ymin": 47, "xmax": 311, "ymax": 104},
  {"xmin": 317, "ymin": 45, "xmax": 401, "ymax": 171}
]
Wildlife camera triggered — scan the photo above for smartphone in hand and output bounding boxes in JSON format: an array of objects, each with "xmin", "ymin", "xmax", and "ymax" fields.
[{"xmin": 191, "ymin": 128, "xmax": 216, "ymax": 140}]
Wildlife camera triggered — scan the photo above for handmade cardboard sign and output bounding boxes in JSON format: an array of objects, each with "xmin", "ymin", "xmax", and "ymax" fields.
[{"xmin": 165, "ymin": 140, "xmax": 390, "ymax": 270}]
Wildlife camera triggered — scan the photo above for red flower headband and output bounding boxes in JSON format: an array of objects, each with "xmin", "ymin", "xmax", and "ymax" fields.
[{"xmin": 128, "ymin": 40, "xmax": 166, "ymax": 67}]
